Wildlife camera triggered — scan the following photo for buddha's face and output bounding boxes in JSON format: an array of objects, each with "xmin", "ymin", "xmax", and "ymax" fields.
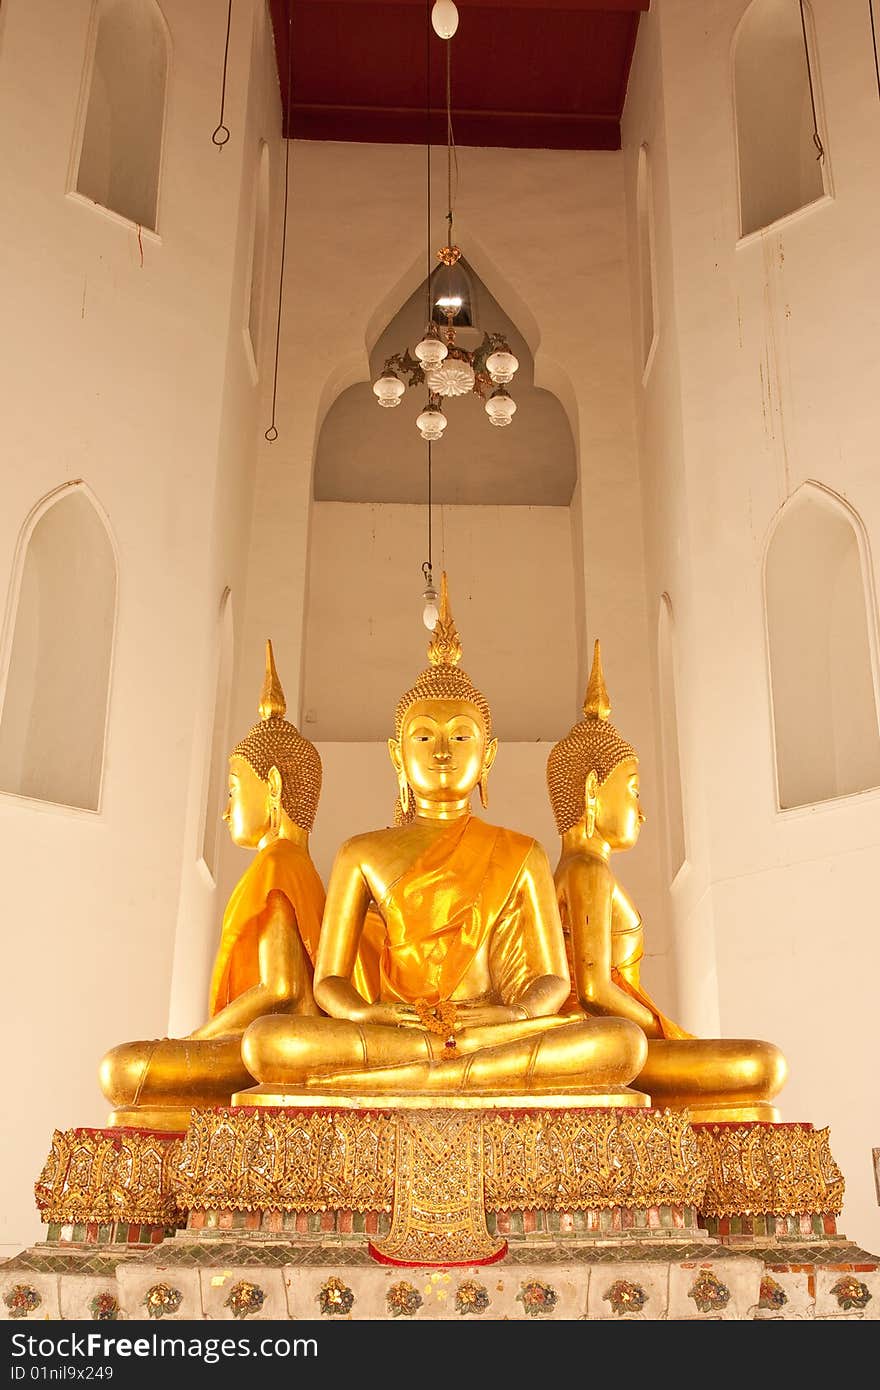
[
  {"xmin": 224, "ymin": 755, "xmax": 271, "ymax": 847},
  {"xmin": 395, "ymin": 697, "xmax": 493, "ymax": 805},
  {"xmin": 594, "ymin": 756, "xmax": 645, "ymax": 850}
]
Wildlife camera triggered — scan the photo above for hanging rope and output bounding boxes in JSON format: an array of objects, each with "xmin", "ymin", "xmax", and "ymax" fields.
[
  {"xmin": 422, "ymin": 441, "xmax": 434, "ymax": 586},
  {"xmin": 211, "ymin": 0, "xmax": 233, "ymax": 148},
  {"xmin": 870, "ymin": 0, "xmax": 880, "ymax": 101},
  {"xmin": 799, "ymin": 0, "xmax": 825, "ymax": 161},
  {"xmin": 445, "ymin": 36, "xmax": 459, "ymax": 246},
  {"xmin": 265, "ymin": 0, "xmax": 294, "ymax": 442},
  {"xmin": 426, "ymin": 0, "xmax": 432, "ymax": 323}
]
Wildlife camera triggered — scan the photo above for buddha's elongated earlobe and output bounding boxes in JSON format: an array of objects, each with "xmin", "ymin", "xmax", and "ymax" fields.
[
  {"xmin": 479, "ymin": 769, "xmax": 489, "ymax": 809},
  {"xmin": 585, "ymin": 769, "xmax": 599, "ymax": 839},
  {"xmin": 398, "ymin": 772, "xmax": 410, "ymax": 816},
  {"xmin": 268, "ymin": 765, "xmax": 283, "ymax": 836}
]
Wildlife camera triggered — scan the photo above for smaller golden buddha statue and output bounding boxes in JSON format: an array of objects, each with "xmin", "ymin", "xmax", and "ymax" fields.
[
  {"xmin": 238, "ymin": 577, "xmax": 648, "ymax": 1103},
  {"xmin": 547, "ymin": 640, "xmax": 788, "ymax": 1122},
  {"xmin": 99, "ymin": 641, "xmax": 326, "ymax": 1131}
]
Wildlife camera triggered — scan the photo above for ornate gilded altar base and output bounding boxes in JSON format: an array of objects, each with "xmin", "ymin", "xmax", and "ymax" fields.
[{"xmin": 4, "ymin": 1110, "xmax": 878, "ymax": 1319}]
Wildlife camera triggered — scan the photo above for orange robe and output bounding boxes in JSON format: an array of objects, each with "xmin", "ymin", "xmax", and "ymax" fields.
[
  {"xmin": 352, "ymin": 815, "xmax": 565, "ymax": 1008},
  {"xmin": 209, "ymin": 837, "xmax": 325, "ymax": 1016}
]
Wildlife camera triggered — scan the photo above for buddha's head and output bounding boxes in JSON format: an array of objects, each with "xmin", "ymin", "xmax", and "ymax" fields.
[
  {"xmin": 390, "ymin": 573, "xmax": 497, "ymax": 820},
  {"xmin": 224, "ymin": 640, "xmax": 322, "ymax": 848},
  {"xmin": 547, "ymin": 640, "xmax": 644, "ymax": 851}
]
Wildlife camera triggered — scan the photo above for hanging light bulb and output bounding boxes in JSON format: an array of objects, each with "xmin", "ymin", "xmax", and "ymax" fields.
[
  {"xmin": 486, "ymin": 347, "xmax": 519, "ymax": 385},
  {"xmin": 485, "ymin": 387, "xmax": 516, "ymax": 427},
  {"xmin": 373, "ymin": 372, "xmax": 406, "ymax": 407},
  {"xmin": 422, "ymin": 574, "xmax": 439, "ymax": 630},
  {"xmin": 415, "ymin": 328, "xmax": 449, "ymax": 370},
  {"xmin": 431, "ymin": 0, "xmax": 459, "ymax": 40},
  {"xmin": 416, "ymin": 402, "xmax": 448, "ymax": 441}
]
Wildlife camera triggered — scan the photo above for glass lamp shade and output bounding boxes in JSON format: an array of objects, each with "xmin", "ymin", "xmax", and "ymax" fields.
[
  {"xmin": 414, "ymin": 334, "xmax": 449, "ymax": 370},
  {"xmin": 422, "ymin": 583, "xmax": 439, "ymax": 630},
  {"xmin": 486, "ymin": 348, "xmax": 519, "ymax": 385},
  {"xmin": 431, "ymin": 1, "xmax": 459, "ymax": 40},
  {"xmin": 485, "ymin": 388, "xmax": 516, "ymax": 427},
  {"xmin": 373, "ymin": 373, "xmax": 406, "ymax": 408},
  {"xmin": 416, "ymin": 406, "xmax": 448, "ymax": 441}
]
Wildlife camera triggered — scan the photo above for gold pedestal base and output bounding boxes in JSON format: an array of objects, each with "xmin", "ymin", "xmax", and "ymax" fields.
[
  {"xmin": 231, "ymin": 1084, "xmax": 652, "ymax": 1110},
  {"xmin": 107, "ymin": 1107, "xmax": 195, "ymax": 1133}
]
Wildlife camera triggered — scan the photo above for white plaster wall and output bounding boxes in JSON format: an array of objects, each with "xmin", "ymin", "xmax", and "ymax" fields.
[
  {"xmin": 302, "ymin": 502, "xmax": 579, "ymax": 742},
  {"xmin": 624, "ymin": 0, "xmax": 880, "ymax": 1250},
  {"xmin": 0, "ymin": 0, "xmax": 276, "ymax": 1252}
]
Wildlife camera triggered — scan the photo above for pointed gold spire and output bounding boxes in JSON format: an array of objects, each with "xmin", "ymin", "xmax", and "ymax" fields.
[
  {"xmin": 583, "ymin": 639, "xmax": 612, "ymax": 721},
  {"xmin": 427, "ymin": 571, "xmax": 463, "ymax": 668},
  {"xmin": 258, "ymin": 638, "xmax": 287, "ymax": 720}
]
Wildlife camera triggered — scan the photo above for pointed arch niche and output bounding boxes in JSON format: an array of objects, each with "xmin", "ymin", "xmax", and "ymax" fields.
[
  {"xmin": 74, "ymin": 0, "xmax": 169, "ymax": 231},
  {"xmin": 764, "ymin": 485, "xmax": 880, "ymax": 810},
  {"xmin": 0, "ymin": 485, "xmax": 117, "ymax": 811},
  {"xmin": 304, "ymin": 262, "xmax": 579, "ymax": 741},
  {"xmin": 733, "ymin": 0, "xmax": 826, "ymax": 238},
  {"xmin": 657, "ymin": 594, "xmax": 686, "ymax": 878}
]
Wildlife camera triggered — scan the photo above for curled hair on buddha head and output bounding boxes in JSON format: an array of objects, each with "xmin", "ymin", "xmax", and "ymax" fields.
[
  {"xmin": 231, "ymin": 639, "xmax": 322, "ymax": 831},
  {"xmin": 392, "ymin": 572, "xmax": 493, "ymax": 824},
  {"xmin": 546, "ymin": 639, "xmax": 637, "ymax": 835}
]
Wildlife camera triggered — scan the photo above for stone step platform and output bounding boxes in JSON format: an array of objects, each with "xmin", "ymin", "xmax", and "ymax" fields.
[{"xmin": 2, "ymin": 1233, "xmax": 877, "ymax": 1321}]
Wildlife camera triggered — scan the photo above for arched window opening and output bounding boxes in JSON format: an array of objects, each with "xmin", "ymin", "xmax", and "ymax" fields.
[
  {"xmin": 765, "ymin": 487, "xmax": 880, "ymax": 809},
  {"xmin": 75, "ymin": 0, "xmax": 169, "ymax": 230},
  {"xmin": 734, "ymin": 0, "xmax": 826, "ymax": 238},
  {"xmin": 657, "ymin": 595, "xmax": 686, "ymax": 878},
  {"xmin": 246, "ymin": 143, "xmax": 271, "ymax": 367},
  {"xmin": 200, "ymin": 589, "xmax": 234, "ymax": 878},
  {"xmin": 637, "ymin": 144, "xmax": 657, "ymax": 372},
  {"xmin": 0, "ymin": 487, "xmax": 116, "ymax": 811}
]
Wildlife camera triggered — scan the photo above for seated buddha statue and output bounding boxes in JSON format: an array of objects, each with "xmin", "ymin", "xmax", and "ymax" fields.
[
  {"xmin": 238, "ymin": 576, "xmax": 648, "ymax": 1102},
  {"xmin": 99, "ymin": 641, "xmax": 326, "ymax": 1131},
  {"xmin": 546, "ymin": 639, "xmax": 788, "ymax": 1122}
]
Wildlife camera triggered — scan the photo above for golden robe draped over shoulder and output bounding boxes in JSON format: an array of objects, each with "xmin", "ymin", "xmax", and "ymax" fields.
[
  {"xmin": 352, "ymin": 815, "xmax": 561, "ymax": 1007},
  {"xmin": 208, "ymin": 837, "xmax": 326, "ymax": 1017}
]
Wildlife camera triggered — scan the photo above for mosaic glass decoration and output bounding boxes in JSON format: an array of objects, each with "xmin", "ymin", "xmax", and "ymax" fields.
[
  {"xmin": 830, "ymin": 1276, "xmax": 872, "ymax": 1312},
  {"xmin": 224, "ymin": 1280, "xmax": 265, "ymax": 1319},
  {"xmin": 317, "ymin": 1276, "xmax": 354, "ymax": 1317},
  {"xmin": 688, "ymin": 1270, "xmax": 731, "ymax": 1314},
  {"xmin": 455, "ymin": 1279, "xmax": 490, "ymax": 1315},
  {"xmin": 517, "ymin": 1279, "xmax": 559, "ymax": 1316},
  {"xmin": 603, "ymin": 1279, "xmax": 648, "ymax": 1316},
  {"xmin": 143, "ymin": 1282, "xmax": 183, "ymax": 1319},
  {"xmin": 3, "ymin": 1285, "xmax": 41, "ymax": 1319},
  {"xmin": 386, "ymin": 1281, "xmax": 423, "ymax": 1318}
]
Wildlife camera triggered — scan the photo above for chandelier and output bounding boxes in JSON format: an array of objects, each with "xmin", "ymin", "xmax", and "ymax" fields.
[{"xmin": 372, "ymin": 0, "xmax": 519, "ymax": 442}]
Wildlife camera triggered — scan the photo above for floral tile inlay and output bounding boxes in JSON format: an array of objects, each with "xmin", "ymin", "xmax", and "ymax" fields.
[
  {"xmin": 603, "ymin": 1279, "xmax": 648, "ymax": 1316},
  {"xmin": 144, "ymin": 1283, "xmax": 183, "ymax": 1319},
  {"xmin": 517, "ymin": 1279, "xmax": 558, "ymax": 1317},
  {"xmin": 317, "ymin": 1276, "xmax": 354, "ymax": 1317},
  {"xmin": 687, "ymin": 1270, "xmax": 731, "ymax": 1314},
  {"xmin": 455, "ymin": 1279, "xmax": 490, "ymax": 1315},
  {"xmin": 758, "ymin": 1276, "xmax": 788, "ymax": 1312},
  {"xmin": 89, "ymin": 1291, "xmax": 119, "ymax": 1321},
  {"xmin": 830, "ymin": 1276, "xmax": 872, "ymax": 1312},
  {"xmin": 3, "ymin": 1285, "xmax": 41, "ymax": 1319},
  {"xmin": 386, "ymin": 1281, "xmax": 423, "ymax": 1318},
  {"xmin": 224, "ymin": 1280, "xmax": 265, "ymax": 1319}
]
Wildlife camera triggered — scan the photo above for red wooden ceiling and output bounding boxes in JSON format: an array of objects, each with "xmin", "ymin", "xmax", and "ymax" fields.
[{"xmin": 268, "ymin": 1, "xmax": 649, "ymax": 151}]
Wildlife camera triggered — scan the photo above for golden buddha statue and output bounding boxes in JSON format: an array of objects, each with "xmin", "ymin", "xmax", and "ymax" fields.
[
  {"xmin": 547, "ymin": 640, "xmax": 788, "ymax": 1122},
  {"xmin": 99, "ymin": 641, "xmax": 326, "ymax": 1131},
  {"xmin": 238, "ymin": 576, "xmax": 648, "ymax": 1105}
]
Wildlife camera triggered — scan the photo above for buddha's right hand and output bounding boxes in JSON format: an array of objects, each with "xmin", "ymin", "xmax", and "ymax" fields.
[{"xmin": 360, "ymin": 1001, "xmax": 423, "ymax": 1027}]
